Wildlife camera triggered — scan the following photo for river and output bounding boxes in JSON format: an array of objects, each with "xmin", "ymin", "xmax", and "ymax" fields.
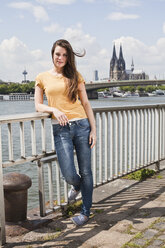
[
  {"xmin": 0, "ymin": 96, "xmax": 165, "ymax": 209},
  {"xmin": 1, "ymin": 96, "xmax": 165, "ymax": 116}
]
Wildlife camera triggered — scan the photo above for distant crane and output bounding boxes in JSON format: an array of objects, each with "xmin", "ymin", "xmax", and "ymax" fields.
[{"xmin": 22, "ymin": 69, "xmax": 28, "ymax": 83}]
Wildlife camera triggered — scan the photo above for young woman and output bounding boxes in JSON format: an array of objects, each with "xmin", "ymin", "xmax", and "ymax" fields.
[{"xmin": 35, "ymin": 39, "xmax": 96, "ymax": 226}]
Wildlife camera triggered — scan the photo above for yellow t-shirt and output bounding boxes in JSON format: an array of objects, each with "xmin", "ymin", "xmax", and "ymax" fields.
[{"xmin": 35, "ymin": 71, "xmax": 87, "ymax": 120}]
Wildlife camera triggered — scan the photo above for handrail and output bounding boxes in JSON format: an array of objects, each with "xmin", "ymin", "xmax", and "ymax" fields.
[
  {"xmin": 0, "ymin": 112, "xmax": 50, "ymax": 124},
  {"xmin": 1, "ymin": 103, "xmax": 165, "ymax": 123},
  {"xmin": 92, "ymin": 103, "xmax": 165, "ymax": 112}
]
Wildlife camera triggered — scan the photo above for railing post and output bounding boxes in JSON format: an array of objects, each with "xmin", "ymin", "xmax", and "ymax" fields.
[
  {"xmin": 92, "ymin": 113, "xmax": 97, "ymax": 186},
  {"xmin": 47, "ymin": 162, "xmax": 54, "ymax": 209},
  {"xmin": 37, "ymin": 160, "xmax": 46, "ymax": 217},
  {"xmin": 20, "ymin": 122, "xmax": 25, "ymax": 158},
  {"xmin": 0, "ymin": 124, "xmax": 6, "ymax": 245},
  {"xmin": 56, "ymin": 161, "xmax": 61, "ymax": 206},
  {"xmin": 110, "ymin": 111, "xmax": 113, "ymax": 179},
  {"xmin": 8, "ymin": 123, "xmax": 14, "ymax": 162},
  {"xmin": 155, "ymin": 106, "xmax": 160, "ymax": 171},
  {"xmin": 31, "ymin": 120, "xmax": 36, "ymax": 156},
  {"xmin": 41, "ymin": 119, "xmax": 46, "ymax": 153}
]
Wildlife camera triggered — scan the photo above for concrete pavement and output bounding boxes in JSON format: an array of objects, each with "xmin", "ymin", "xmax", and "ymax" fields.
[{"xmin": 2, "ymin": 164, "xmax": 165, "ymax": 248}]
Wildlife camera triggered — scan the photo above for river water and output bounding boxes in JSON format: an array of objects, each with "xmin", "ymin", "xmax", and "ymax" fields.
[
  {"xmin": 1, "ymin": 96, "xmax": 165, "ymax": 116},
  {"xmin": 1, "ymin": 96, "xmax": 165, "ymax": 209}
]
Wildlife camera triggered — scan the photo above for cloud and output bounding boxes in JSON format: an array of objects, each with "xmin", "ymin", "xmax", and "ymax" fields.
[
  {"xmin": 36, "ymin": 0, "xmax": 76, "ymax": 4},
  {"xmin": 108, "ymin": 0, "xmax": 140, "ymax": 8},
  {"xmin": 1, "ymin": 33, "xmax": 165, "ymax": 83},
  {"xmin": 113, "ymin": 36, "xmax": 165, "ymax": 79},
  {"xmin": 8, "ymin": 2, "xmax": 49, "ymax": 22},
  {"xmin": 43, "ymin": 23, "xmax": 63, "ymax": 33},
  {"xmin": 0, "ymin": 37, "xmax": 50, "ymax": 82},
  {"xmin": 107, "ymin": 12, "xmax": 139, "ymax": 20},
  {"xmin": 63, "ymin": 25, "xmax": 110, "ymax": 81},
  {"xmin": 63, "ymin": 25, "xmax": 96, "ymax": 49}
]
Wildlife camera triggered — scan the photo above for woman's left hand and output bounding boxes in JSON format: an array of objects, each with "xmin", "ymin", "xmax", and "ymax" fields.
[{"xmin": 89, "ymin": 130, "xmax": 96, "ymax": 148}]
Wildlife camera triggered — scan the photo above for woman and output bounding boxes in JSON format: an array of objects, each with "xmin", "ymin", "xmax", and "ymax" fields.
[{"xmin": 35, "ymin": 39, "xmax": 96, "ymax": 226}]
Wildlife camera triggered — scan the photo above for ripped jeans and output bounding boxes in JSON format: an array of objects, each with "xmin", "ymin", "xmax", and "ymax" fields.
[{"xmin": 52, "ymin": 118, "xmax": 93, "ymax": 217}]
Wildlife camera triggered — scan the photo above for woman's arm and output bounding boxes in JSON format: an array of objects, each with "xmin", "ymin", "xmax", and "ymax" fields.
[
  {"xmin": 35, "ymin": 85, "xmax": 68, "ymax": 125},
  {"xmin": 78, "ymin": 83, "xmax": 96, "ymax": 148}
]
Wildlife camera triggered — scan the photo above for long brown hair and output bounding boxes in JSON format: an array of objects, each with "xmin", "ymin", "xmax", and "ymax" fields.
[{"xmin": 51, "ymin": 39, "xmax": 85, "ymax": 102}]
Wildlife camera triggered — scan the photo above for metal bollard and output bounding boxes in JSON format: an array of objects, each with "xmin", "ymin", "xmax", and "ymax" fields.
[{"xmin": 3, "ymin": 172, "xmax": 32, "ymax": 223}]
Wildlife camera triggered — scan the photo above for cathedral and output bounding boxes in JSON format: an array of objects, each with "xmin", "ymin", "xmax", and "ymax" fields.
[{"xmin": 110, "ymin": 44, "xmax": 148, "ymax": 81}]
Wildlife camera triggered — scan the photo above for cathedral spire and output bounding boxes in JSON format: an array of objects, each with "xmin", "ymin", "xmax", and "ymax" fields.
[
  {"xmin": 110, "ymin": 44, "xmax": 119, "ymax": 79},
  {"xmin": 112, "ymin": 44, "xmax": 117, "ymax": 59},
  {"xmin": 110, "ymin": 44, "xmax": 117, "ymax": 68},
  {"xmin": 118, "ymin": 44, "xmax": 125, "ymax": 71},
  {"xmin": 131, "ymin": 57, "xmax": 134, "ymax": 71},
  {"xmin": 119, "ymin": 44, "xmax": 124, "ymax": 60}
]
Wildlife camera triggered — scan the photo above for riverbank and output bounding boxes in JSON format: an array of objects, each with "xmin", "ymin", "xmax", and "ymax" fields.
[{"xmin": 3, "ymin": 162, "xmax": 165, "ymax": 248}]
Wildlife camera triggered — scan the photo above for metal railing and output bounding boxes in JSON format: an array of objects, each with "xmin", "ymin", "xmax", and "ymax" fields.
[{"xmin": 1, "ymin": 104, "xmax": 165, "ymax": 245}]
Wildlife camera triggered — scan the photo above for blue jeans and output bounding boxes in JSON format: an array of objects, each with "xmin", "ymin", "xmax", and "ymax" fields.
[{"xmin": 52, "ymin": 118, "xmax": 93, "ymax": 217}]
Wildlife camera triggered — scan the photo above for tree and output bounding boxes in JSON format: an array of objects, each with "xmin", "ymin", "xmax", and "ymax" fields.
[
  {"xmin": 0, "ymin": 84, "xmax": 9, "ymax": 94},
  {"xmin": 120, "ymin": 86, "xmax": 135, "ymax": 92},
  {"xmin": 137, "ymin": 86, "xmax": 145, "ymax": 92},
  {"xmin": 145, "ymin": 85, "xmax": 156, "ymax": 93}
]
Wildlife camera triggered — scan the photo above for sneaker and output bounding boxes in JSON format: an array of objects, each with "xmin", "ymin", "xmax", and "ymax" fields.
[
  {"xmin": 68, "ymin": 187, "xmax": 80, "ymax": 203},
  {"xmin": 71, "ymin": 214, "xmax": 89, "ymax": 226}
]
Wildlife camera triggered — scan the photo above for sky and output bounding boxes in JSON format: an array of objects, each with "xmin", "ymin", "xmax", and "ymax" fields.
[{"xmin": 0, "ymin": 0, "xmax": 165, "ymax": 83}]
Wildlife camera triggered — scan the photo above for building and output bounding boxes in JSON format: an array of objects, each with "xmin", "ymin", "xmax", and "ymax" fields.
[
  {"xmin": 94, "ymin": 70, "xmax": 99, "ymax": 81},
  {"xmin": 110, "ymin": 44, "xmax": 148, "ymax": 81},
  {"xmin": 0, "ymin": 93, "xmax": 47, "ymax": 101},
  {"xmin": 1, "ymin": 93, "xmax": 31, "ymax": 101}
]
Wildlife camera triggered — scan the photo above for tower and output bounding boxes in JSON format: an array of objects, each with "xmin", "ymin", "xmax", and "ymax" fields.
[
  {"xmin": 131, "ymin": 58, "xmax": 134, "ymax": 72},
  {"xmin": 118, "ymin": 45, "xmax": 125, "ymax": 72},
  {"xmin": 110, "ymin": 44, "xmax": 120, "ymax": 80},
  {"xmin": 22, "ymin": 69, "xmax": 28, "ymax": 83}
]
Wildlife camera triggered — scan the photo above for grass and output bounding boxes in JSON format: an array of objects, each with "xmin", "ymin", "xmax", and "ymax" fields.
[
  {"xmin": 134, "ymin": 232, "xmax": 143, "ymax": 239},
  {"xmin": 41, "ymin": 232, "xmax": 61, "ymax": 241},
  {"xmin": 122, "ymin": 217, "xmax": 165, "ymax": 248},
  {"xmin": 122, "ymin": 168, "xmax": 156, "ymax": 181},
  {"xmin": 156, "ymin": 174, "xmax": 163, "ymax": 179},
  {"xmin": 95, "ymin": 209, "xmax": 104, "ymax": 214},
  {"xmin": 64, "ymin": 200, "xmax": 82, "ymax": 217},
  {"xmin": 122, "ymin": 242, "xmax": 140, "ymax": 248},
  {"xmin": 124, "ymin": 224, "xmax": 135, "ymax": 235}
]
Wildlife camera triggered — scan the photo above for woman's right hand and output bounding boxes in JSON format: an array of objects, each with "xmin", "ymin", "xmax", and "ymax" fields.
[{"xmin": 52, "ymin": 109, "xmax": 69, "ymax": 126}]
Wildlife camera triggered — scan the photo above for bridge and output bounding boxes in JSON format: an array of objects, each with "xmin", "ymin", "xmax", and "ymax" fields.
[{"xmin": 86, "ymin": 79, "xmax": 165, "ymax": 99}]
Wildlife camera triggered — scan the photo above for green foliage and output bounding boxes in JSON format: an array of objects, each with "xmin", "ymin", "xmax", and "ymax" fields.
[
  {"xmin": 123, "ymin": 168, "xmax": 156, "ymax": 181},
  {"xmin": 0, "ymin": 84, "xmax": 9, "ymax": 94},
  {"xmin": 136, "ymin": 86, "xmax": 146, "ymax": 92},
  {"xmin": 120, "ymin": 86, "xmax": 130, "ymax": 92},
  {"xmin": 64, "ymin": 200, "xmax": 82, "ymax": 217},
  {"xmin": 158, "ymin": 85, "xmax": 165, "ymax": 90},
  {"xmin": 0, "ymin": 81, "xmax": 35, "ymax": 94},
  {"xmin": 145, "ymin": 85, "xmax": 156, "ymax": 93},
  {"xmin": 95, "ymin": 209, "xmax": 104, "ymax": 213},
  {"xmin": 120, "ymin": 86, "xmax": 136, "ymax": 92},
  {"xmin": 156, "ymin": 174, "xmax": 163, "ymax": 179},
  {"xmin": 119, "ymin": 85, "xmax": 165, "ymax": 94},
  {"xmin": 122, "ymin": 242, "xmax": 140, "ymax": 248},
  {"xmin": 8, "ymin": 83, "xmax": 22, "ymax": 93},
  {"xmin": 97, "ymin": 88, "xmax": 109, "ymax": 92}
]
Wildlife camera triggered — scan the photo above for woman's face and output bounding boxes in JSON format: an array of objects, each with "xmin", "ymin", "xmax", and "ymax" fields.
[{"xmin": 53, "ymin": 45, "xmax": 68, "ymax": 70}]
